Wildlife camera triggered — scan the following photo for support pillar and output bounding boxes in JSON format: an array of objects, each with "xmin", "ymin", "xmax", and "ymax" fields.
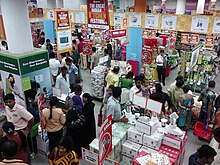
[
  {"xmin": 0, "ymin": 0, "xmax": 33, "ymax": 54},
  {"xmin": 176, "ymin": 0, "xmax": 186, "ymax": 14},
  {"xmin": 197, "ymin": 0, "xmax": 205, "ymax": 14}
]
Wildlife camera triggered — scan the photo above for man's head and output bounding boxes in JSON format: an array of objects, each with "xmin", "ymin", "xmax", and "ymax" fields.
[
  {"xmin": 2, "ymin": 122, "xmax": 15, "ymax": 136},
  {"xmin": 213, "ymin": 127, "xmax": 220, "ymax": 143},
  {"xmin": 155, "ymin": 83, "xmax": 162, "ymax": 93},
  {"xmin": 1, "ymin": 41, "xmax": 7, "ymax": 47},
  {"xmin": 46, "ymin": 39, "xmax": 51, "ymax": 44},
  {"xmin": 197, "ymin": 145, "xmax": 217, "ymax": 164},
  {"xmin": 112, "ymin": 87, "xmax": 122, "ymax": 99},
  {"xmin": 92, "ymin": 47, "xmax": 97, "ymax": 53},
  {"xmin": 176, "ymin": 79, "xmax": 184, "ymax": 88},
  {"xmin": 208, "ymin": 80, "xmax": 216, "ymax": 89},
  {"xmin": 183, "ymin": 85, "xmax": 190, "ymax": 94},
  {"xmin": 1, "ymin": 140, "xmax": 18, "ymax": 159},
  {"xmin": 73, "ymin": 85, "xmax": 82, "ymax": 96},
  {"xmin": 113, "ymin": 66, "xmax": 120, "ymax": 74},
  {"xmin": 49, "ymin": 52, "xmax": 56, "ymax": 59},
  {"xmin": 79, "ymin": 37, "xmax": 83, "ymax": 42},
  {"xmin": 108, "ymin": 85, "xmax": 114, "ymax": 95},
  {"xmin": 65, "ymin": 57, "xmax": 73, "ymax": 66},
  {"xmin": 160, "ymin": 50, "xmax": 165, "ymax": 56},
  {"xmin": 61, "ymin": 66, "xmax": 68, "ymax": 76},
  {"xmin": 175, "ymin": 75, "xmax": 183, "ymax": 81},
  {"xmin": 134, "ymin": 76, "xmax": 142, "ymax": 89},
  {"xmin": 72, "ymin": 40, "xmax": 77, "ymax": 44},
  {"xmin": 4, "ymin": 93, "xmax": 15, "ymax": 109}
]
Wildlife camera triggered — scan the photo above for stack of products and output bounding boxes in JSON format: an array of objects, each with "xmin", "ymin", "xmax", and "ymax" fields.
[
  {"xmin": 89, "ymin": 123, "xmax": 131, "ymax": 163},
  {"xmin": 91, "ymin": 65, "xmax": 106, "ymax": 98},
  {"xmin": 121, "ymin": 116, "xmax": 187, "ymax": 165}
]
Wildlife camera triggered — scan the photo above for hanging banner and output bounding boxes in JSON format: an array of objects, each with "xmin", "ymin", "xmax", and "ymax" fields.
[
  {"xmin": 87, "ymin": 0, "xmax": 110, "ymax": 29},
  {"xmin": 69, "ymin": 11, "xmax": 75, "ymax": 23},
  {"xmin": 47, "ymin": 9, "xmax": 54, "ymax": 20},
  {"xmin": 161, "ymin": 15, "xmax": 177, "ymax": 30},
  {"xmin": 190, "ymin": 34, "xmax": 200, "ymax": 45},
  {"xmin": 142, "ymin": 29, "xmax": 157, "ymax": 38},
  {"xmin": 212, "ymin": 17, "xmax": 220, "ymax": 34},
  {"xmin": 99, "ymin": 114, "xmax": 112, "ymax": 165},
  {"xmin": 205, "ymin": 36, "xmax": 215, "ymax": 47},
  {"xmin": 181, "ymin": 33, "xmax": 189, "ymax": 44},
  {"xmin": 191, "ymin": 16, "xmax": 209, "ymax": 33},
  {"xmin": 111, "ymin": 29, "xmax": 127, "ymax": 38},
  {"xmin": 75, "ymin": 11, "xmax": 86, "ymax": 24},
  {"xmin": 129, "ymin": 13, "xmax": 142, "ymax": 28},
  {"xmin": 169, "ymin": 31, "xmax": 177, "ymax": 49},
  {"xmin": 142, "ymin": 45, "xmax": 152, "ymax": 64},
  {"xmin": 57, "ymin": 30, "xmax": 72, "ymax": 53},
  {"xmin": 145, "ymin": 14, "xmax": 159, "ymax": 29},
  {"xmin": 83, "ymin": 40, "xmax": 93, "ymax": 56},
  {"xmin": 102, "ymin": 30, "xmax": 112, "ymax": 41},
  {"xmin": 55, "ymin": 10, "xmax": 70, "ymax": 30},
  {"xmin": 114, "ymin": 13, "xmax": 126, "ymax": 29}
]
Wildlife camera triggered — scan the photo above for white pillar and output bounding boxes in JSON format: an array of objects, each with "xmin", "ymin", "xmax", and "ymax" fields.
[
  {"xmin": 56, "ymin": 0, "xmax": 64, "ymax": 8},
  {"xmin": 176, "ymin": 0, "xmax": 186, "ymax": 14},
  {"xmin": 0, "ymin": 0, "xmax": 33, "ymax": 54},
  {"xmin": 197, "ymin": 0, "xmax": 205, "ymax": 14},
  {"xmin": 37, "ymin": 0, "xmax": 47, "ymax": 8}
]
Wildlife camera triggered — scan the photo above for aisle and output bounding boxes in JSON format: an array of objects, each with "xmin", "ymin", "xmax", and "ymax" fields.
[{"xmin": 31, "ymin": 68, "xmax": 206, "ymax": 165}]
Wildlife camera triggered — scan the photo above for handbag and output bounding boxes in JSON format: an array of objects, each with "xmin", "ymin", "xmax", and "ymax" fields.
[
  {"xmin": 97, "ymin": 110, "xmax": 103, "ymax": 127},
  {"xmin": 70, "ymin": 108, "xmax": 85, "ymax": 129}
]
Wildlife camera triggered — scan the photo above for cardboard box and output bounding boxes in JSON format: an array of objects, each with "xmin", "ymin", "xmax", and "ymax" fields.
[
  {"xmin": 127, "ymin": 126, "xmax": 144, "ymax": 144},
  {"xmin": 113, "ymin": 127, "xmax": 127, "ymax": 144},
  {"xmin": 136, "ymin": 120, "xmax": 158, "ymax": 135},
  {"xmin": 142, "ymin": 132, "xmax": 163, "ymax": 150},
  {"xmin": 139, "ymin": 146, "xmax": 157, "ymax": 154},
  {"xmin": 162, "ymin": 133, "xmax": 185, "ymax": 150},
  {"xmin": 159, "ymin": 145, "xmax": 180, "ymax": 159},
  {"xmin": 122, "ymin": 155, "xmax": 133, "ymax": 165},
  {"xmin": 122, "ymin": 140, "xmax": 142, "ymax": 159}
]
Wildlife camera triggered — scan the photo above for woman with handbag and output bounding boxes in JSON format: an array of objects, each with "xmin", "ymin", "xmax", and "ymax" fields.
[
  {"xmin": 66, "ymin": 95, "xmax": 84, "ymax": 157},
  {"xmin": 82, "ymin": 93, "xmax": 96, "ymax": 150},
  {"xmin": 49, "ymin": 136, "xmax": 79, "ymax": 165},
  {"xmin": 42, "ymin": 96, "xmax": 66, "ymax": 153}
]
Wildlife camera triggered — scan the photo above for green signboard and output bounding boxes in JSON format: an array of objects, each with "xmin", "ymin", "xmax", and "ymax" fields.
[
  {"xmin": 19, "ymin": 51, "xmax": 49, "ymax": 75},
  {"xmin": 0, "ymin": 53, "xmax": 20, "ymax": 75}
]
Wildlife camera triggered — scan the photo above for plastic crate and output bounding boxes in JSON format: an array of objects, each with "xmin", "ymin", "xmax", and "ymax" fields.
[{"xmin": 193, "ymin": 121, "xmax": 212, "ymax": 141}]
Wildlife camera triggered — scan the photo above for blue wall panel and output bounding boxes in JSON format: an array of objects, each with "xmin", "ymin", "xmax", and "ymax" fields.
[{"xmin": 43, "ymin": 20, "xmax": 56, "ymax": 44}]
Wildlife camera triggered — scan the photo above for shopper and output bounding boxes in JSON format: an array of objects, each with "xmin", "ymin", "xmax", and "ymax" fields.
[
  {"xmin": 105, "ymin": 66, "xmax": 120, "ymax": 88},
  {"xmin": 71, "ymin": 47, "xmax": 82, "ymax": 82},
  {"xmin": 6, "ymin": 74, "xmax": 20, "ymax": 95},
  {"xmin": 1, "ymin": 122, "xmax": 29, "ymax": 164},
  {"xmin": 55, "ymin": 66, "xmax": 70, "ymax": 95},
  {"xmin": 66, "ymin": 95, "xmax": 84, "ymax": 157},
  {"xmin": 170, "ymin": 79, "xmax": 184, "ymax": 112},
  {"xmin": 177, "ymin": 85, "xmax": 194, "ymax": 130},
  {"xmin": 49, "ymin": 52, "xmax": 60, "ymax": 85},
  {"xmin": 46, "ymin": 39, "xmax": 53, "ymax": 54},
  {"xmin": 198, "ymin": 80, "xmax": 216, "ymax": 124},
  {"xmin": 188, "ymin": 144, "xmax": 217, "ymax": 165},
  {"xmin": 60, "ymin": 52, "xmax": 73, "ymax": 68},
  {"xmin": 100, "ymin": 85, "xmax": 114, "ymax": 114},
  {"xmin": 91, "ymin": 47, "xmax": 100, "ymax": 70},
  {"xmin": 105, "ymin": 87, "xmax": 128, "ymax": 123},
  {"xmin": 129, "ymin": 76, "xmax": 142, "ymax": 102},
  {"xmin": 42, "ymin": 96, "xmax": 65, "ymax": 152},
  {"xmin": 48, "ymin": 136, "xmax": 79, "ymax": 165},
  {"xmin": 141, "ymin": 79, "xmax": 151, "ymax": 98},
  {"xmin": 167, "ymin": 75, "xmax": 184, "ymax": 96},
  {"xmin": 156, "ymin": 50, "xmax": 167, "ymax": 86},
  {"xmin": 0, "ymin": 140, "xmax": 28, "ymax": 165},
  {"xmin": 209, "ymin": 128, "xmax": 220, "ymax": 165},
  {"xmin": 72, "ymin": 40, "xmax": 78, "ymax": 52},
  {"xmin": 150, "ymin": 83, "xmax": 172, "ymax": 116},
  {"xmin": 4, "ymin": 94, "xmax": 34, "ymax": 133},
  {"xmin": 119, "ymin": 72, "xmax": 134, "ymax": 89},
  {"xmin": 106, "ymin": 42, "xmax": 113, "ymax": 59},
  {"xmin": 78, "ymin": 37, "xmax": 84, "ymax": 53},
  {"xmin": 0, "ymin": 108, "xmax": 6, "ymax": 137},
  {"xmin": 212, "ymin": 95, "xmax": 220, "ymax": 130},
  {"xmin": 0, "ymin": 41, "xmax": 8, "ymax": 51},
  {"xmin": 82, "ymin": 93, "xmax": 96, "ymax": 149},
  {"xmin": 65, "ymin": 57, "xmax": 79, "ymax": 92},
  {"xmin": 104, "ymin": 48, "xmax": 111, "ymax": 67}
]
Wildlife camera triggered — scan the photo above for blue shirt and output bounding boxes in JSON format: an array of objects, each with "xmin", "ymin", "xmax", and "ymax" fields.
[{"xmin": 68, "ymin": 64, "xmax": 78, "ymax": 84}]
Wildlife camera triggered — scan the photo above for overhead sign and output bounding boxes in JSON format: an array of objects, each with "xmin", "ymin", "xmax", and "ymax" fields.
[
  {"xmin": 190, "ymin": 34, "xmax": 200, "ymax": 45},
  {"xmin": 102, "ymin": 29, "xmax": 127, "ymax": 40},
  {"xmin": 83, "ymin": 40, "xmax": 92, "ymax": 56},
  {"xmin": 99, "ymin": 114, "xmax": 112, "ymax": 165},
  {"xmin": 191, "ymin": 16, "xmax": 209, "ymax": 33},
  {"xmin": 181, "ymin": 33, "xmax": 189, "ymax": 44},
  {"xmin": 142, "ymin": 45, "xmax": 152, "ymax": 64},
  {"xmin": 55, "ymin": 10, "xmax": 70, "ymax": 30},
  {"xmin": 169, "ymin": 31, "xmax": 177, "ymax": 49},
  {"xmin": 87, "ymin": 0, "xmax": 109, "ymax": 29},
  {"xmin": 205, "ymin": 36, "xmax": 215, "ymax": 47}
]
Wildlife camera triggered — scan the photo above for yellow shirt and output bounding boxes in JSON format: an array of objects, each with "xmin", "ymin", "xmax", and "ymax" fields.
[
  {"xmin": 105, "ymin": 71, "xmax": 119, "ymax": 88},
  {"xmin": 43, "ymin": 107, "xmax": 66, "ymax": 132}
]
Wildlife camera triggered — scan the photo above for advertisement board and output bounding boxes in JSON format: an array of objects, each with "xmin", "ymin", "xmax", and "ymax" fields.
[{"xmin": 55, "ymin": 10, "xmax": 70, "ymax": 30}]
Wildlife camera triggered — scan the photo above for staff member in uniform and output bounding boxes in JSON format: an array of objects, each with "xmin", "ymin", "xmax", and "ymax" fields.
[{"xmin": 156, "ymin": 50, "xmax": 167, "ymax": 86}]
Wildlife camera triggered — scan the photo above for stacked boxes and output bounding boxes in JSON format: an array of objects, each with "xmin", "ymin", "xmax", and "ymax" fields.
[{"xmin": 91, "ymin": 65, "xmax": 106, "ymax": 97}]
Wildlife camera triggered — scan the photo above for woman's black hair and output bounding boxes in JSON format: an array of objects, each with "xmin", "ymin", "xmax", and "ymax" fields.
[
  {"xmin": 126, "ymin": 72, "xmax": 134, "ymax": 79},
  {"xmin": 8, "ymin": 74, "xmax": 15, "ymax": 88},
  {"xmin": 49, "ymin": 96, "xmax": 58, "ymax": 120},
  {"xmin": 83, "ymin": 93, "xmax": 93, "ymax": 102},
  {"xmin": 59, "ymin": 136, "xmax": 74, "ymax": 152}
]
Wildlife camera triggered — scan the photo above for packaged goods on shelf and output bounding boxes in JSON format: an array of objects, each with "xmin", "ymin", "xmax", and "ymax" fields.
[
  {"xmin": 136, "ymin": 119, "xmax": 159, "ymax": 135},
  {"xmin": 139, "ymin": 146, "xmax": 157, "ymax": 154},
  {"xmin": 122, "ymin": 155, "xmax": 133, "ymax": 165},
  {"xmin": 113, "ymin": 126, "xmax": 127, "ymax": 144},
  {"xmin": 122, "ymin": 140, "xmax": 142, "ymax": 159},
  {"xmin": 127, "ymin": 126, "xmax": 144, "ymax": 145},
  {"xmin": 142, "ymin": 132, "xmax": 163, "ymax": 150}
]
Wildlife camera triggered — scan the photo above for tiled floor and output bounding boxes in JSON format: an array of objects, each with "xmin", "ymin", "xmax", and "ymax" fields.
[{"xmin": 31, "ymin": 68, "xmax": 214, "ymax": 165}]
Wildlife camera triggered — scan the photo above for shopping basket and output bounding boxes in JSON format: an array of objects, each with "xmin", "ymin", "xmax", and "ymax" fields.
[{"xmin": 193, "ymin": 121, "xmax": 212, "ymax": 141}]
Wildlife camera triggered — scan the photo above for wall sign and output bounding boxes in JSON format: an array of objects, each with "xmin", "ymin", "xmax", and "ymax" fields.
[
  {"xmin": 55, "ymin": 10, "xmax": 70, "ymax": 30},
  {"xmin": 190, "ymin": 34, "xmax": 200, "ymax": 45},
  {"xmin": 83, "ymin": 40, "xmax": 93, "ymax": 56},
  {"xmin": 205, "ymin": 36, "xmax": 215, "ymax": 47},
  {"xmin": 145, "ymin": 14, "xmax": 159, "ymax": 29},
  {"xmin": 87, "ymin": 0, "xmax": 109, "ymax": 29},
  {"xmin": 129, "ymin": 13, "xmax": 142, "ymax": 28},
  {"xmin": 181, "ymin": 33, "xmax": 189, "ymax": 44},
  {"xmin": 191, "ymin": 16, "xmax": 209, "ymax": 33},
  {"xmin": 114, "ymin": 13, "xmax": 126, "ymax": 29},
  {"xmin": 75, "ymin": 11, "xmax": 86, "ymax": 24},
  {"xmin": 161, "ymin": 15, "xmax": 177, "ymax": 30},
  {"xmin": 212, "ymin": 17, "xmax": 220, "ymax": 34}
]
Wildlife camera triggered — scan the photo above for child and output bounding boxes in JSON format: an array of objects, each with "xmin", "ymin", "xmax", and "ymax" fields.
[
  {"xmin": 188, "ymin": 145, "xmax": 217, "ymax": 165},
  {"xmin": 141, "ymin": 79, "xmax": 151, "ymax": 98},
  {"xmin": 100, "ymin": 85, "xmax": 114, "ymax": 113}
]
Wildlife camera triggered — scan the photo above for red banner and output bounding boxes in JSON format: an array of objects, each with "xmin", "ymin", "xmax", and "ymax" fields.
[
  {"xmin": 87, "ymin": 0, "xmax": 109, "ymax": 29},
  {"xmin": 55, "ymin": 10, "xmax": 70, "ymax": 30},
  {"xmin": 181, "ymin": 33, "xmax": 189, "ymax": 44},
  {"xmin": 83, "ymin": 40, "xmax": 93, "ymax": 56},
  {"xmin": 99, "ymin": 114, "xmax": 112, "ymax": 165},
  {"xmin": 103, "ymin": 29, "xmax": 127, "ymax": 40},
  {"xmin": 205, "ymin": 36, "xmax": 215, "ymax": 47},
  {"xmin": 190, "ymin": 34, "xmax": 200, "ymax": 45},
  {"xmin": 142, "ymin": 45, "xmax": 152, "ymax": 64},
  {"xmin": 169, "ymin": 31, "xmax": 177, "ymax": 49}
]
